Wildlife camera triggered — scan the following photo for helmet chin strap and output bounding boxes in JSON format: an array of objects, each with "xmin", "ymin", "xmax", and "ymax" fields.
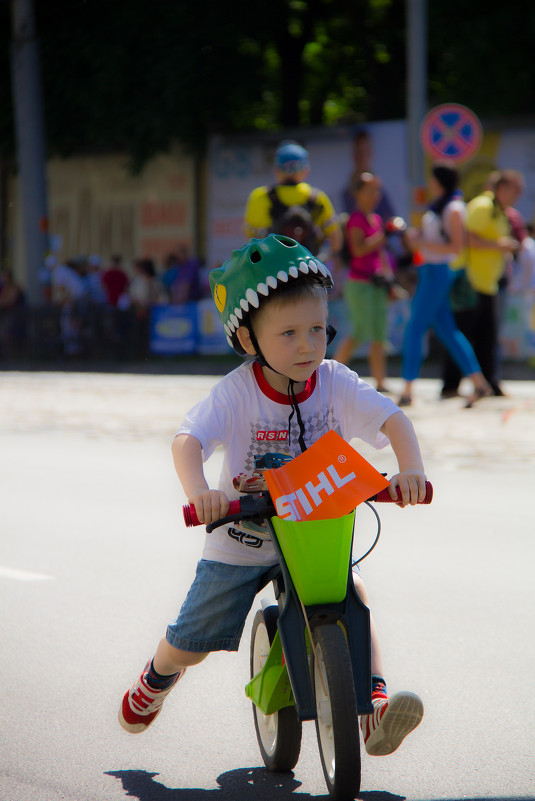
[
  {"xmin": 287, "ymin": 379, "xmax": 307, "ymax": 453},
  {"xmin": 247, "ymin": 323, "xmax": 337, "ymax": 454}
]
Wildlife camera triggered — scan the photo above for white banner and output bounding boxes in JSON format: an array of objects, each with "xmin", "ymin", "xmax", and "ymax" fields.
[{"xmin": 206, "ymin": 122, "xmax": 410, "ymax": 269}]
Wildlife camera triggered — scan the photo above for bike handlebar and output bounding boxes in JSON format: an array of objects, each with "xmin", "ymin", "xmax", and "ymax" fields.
[
  {"xmin": 183, "ymin": 498, "xmax": 250, "ymax": 528},
  {"xmin": 373, "ymin": 481, "xmax": 433, "ymax": 505},
  {"xmin": 182, "ymin": 481, "xmax": 433, "ymax": 528}
]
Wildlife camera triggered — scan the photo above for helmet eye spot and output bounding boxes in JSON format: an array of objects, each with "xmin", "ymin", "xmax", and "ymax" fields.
[
  {"xmin": 274, "ymin": 235, "xmax": 296, "ymax": 248},
  {"xmin": 250, "ymin": 249, "xmax": 262, "ymax": 263}
]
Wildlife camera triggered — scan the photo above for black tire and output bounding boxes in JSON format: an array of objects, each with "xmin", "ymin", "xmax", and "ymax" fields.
[
  {"xmin": 312, "ymin": 624, "xmax": 361, "ymax": 800},
  {"xmin": 250, "ymin": 606, "xmax": 302, "ymax": 771}
]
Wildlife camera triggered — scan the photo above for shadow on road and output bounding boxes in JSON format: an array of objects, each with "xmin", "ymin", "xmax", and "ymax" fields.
[
  {"xmin": 105, "ymin": 769, "xmax": 535, "ymax": 801},
  {"xmin": 105, "ymin": 767, "xmax": 406, "ymax": 801}
]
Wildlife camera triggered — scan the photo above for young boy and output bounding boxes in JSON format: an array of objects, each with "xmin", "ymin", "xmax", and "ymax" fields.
[{"xmin": 119, "ymin": 234, "xmax": 427, "ymax": 756}]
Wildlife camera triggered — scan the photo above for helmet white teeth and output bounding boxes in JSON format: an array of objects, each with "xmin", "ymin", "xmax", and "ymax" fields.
[{"xmin": 245, "ymin": 288, "xmax": 260, "ymax": 308}]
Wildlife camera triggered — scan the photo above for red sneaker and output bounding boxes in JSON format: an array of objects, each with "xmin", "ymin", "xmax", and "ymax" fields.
[
  {"xmin": 360, "ymin": 691, "xmax": 423, "ymax": 756},
  {"xmin": 119, "ymin": 661, "xmax": 186, "ymax": 733}
]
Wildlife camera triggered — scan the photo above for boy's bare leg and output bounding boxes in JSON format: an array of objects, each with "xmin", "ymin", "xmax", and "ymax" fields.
[
  {"xmin": 153, "ymin": 637, "xmax": 209, "ymax": 673},
  {"xmin": 352, "ymin": 573, "xmax": 383, "ymax": 677},
  {"xmin": 353, "ymin": 573, "xmax": 423, "ymax": 756}
]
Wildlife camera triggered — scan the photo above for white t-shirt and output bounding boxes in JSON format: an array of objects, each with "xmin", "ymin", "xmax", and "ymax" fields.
[
  {"xmin": 515, "ymin": 236, "xmax": 535, "ymax": 292},
  {"xmin": 51, "ymin": 264, "xmax": 86, "ymax": 302},
  {"xmin": 177, "ymin": 359, "xmax": 400, "ymax": 567},
  {"xmin": 420, "ymin": 199, "xmax": 466, "ymax": 264}
]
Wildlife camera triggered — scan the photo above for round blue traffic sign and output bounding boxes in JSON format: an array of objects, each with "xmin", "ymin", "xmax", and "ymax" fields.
[{"xmin": 420, "ymin": 103, "xmax": 482, "ymax": 163}]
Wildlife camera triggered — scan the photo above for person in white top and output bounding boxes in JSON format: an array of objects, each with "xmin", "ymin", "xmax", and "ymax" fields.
[
  {"xmin": 47, "ymin": 255, "xmax": 88, "ymax": 356},
  {"xmin": 48, "ymin": 256, "xmax": 86, "ymax": 306},
  {"xmin": 119, "ymin": 234, "xmax": 427, "ymax": 756},
  {"xmin": 399, "ymin": 162, "xmax": 491, "ymax": 407}
]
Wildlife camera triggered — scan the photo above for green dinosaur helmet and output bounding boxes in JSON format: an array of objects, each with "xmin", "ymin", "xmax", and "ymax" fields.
[{"xmin": 210, "ymin": 234, "xmax": 333, "ymax": 354}]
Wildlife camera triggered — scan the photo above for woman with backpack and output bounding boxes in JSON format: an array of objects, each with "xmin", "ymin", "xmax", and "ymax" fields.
[{"xmin": 398, "ymin": 162, "xmax": 491, "ymax": 407}]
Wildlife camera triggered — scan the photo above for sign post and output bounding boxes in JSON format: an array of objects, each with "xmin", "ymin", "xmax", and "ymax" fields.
[{"xmin": 406, "ymin": 0, "xmax": 428, "ymax": 224}]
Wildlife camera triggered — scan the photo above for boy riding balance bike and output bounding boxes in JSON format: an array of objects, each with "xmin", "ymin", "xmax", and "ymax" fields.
[{"xmin": 119, "ymin": 234, "xmax": 427, "ymax": 792}]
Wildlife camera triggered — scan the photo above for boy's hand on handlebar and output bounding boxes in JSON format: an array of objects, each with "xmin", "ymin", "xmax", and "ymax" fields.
[
  {"xmin": 188, "ymin": 490, "xmax": 230, "ymax": 525},
  {"xmin": 388, "ymin": 471, "xmax": 427, "ymax": 507}
]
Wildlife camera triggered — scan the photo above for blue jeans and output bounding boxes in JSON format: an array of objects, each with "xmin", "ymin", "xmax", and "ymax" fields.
[
  {"xmin": 402, "ymin": 263, "xmax": 481, "ymax": 382},
  {"xmin": 166, "ymin": 559, "xmax": 275, "ymax": 653}
]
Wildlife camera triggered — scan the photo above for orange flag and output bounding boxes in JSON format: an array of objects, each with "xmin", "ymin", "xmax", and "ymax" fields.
[{"xmin": 264, "ymin": 430, "xmax": 390, "ymax": 522}]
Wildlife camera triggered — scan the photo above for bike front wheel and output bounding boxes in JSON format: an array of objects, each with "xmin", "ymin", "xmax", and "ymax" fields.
[
  {"xmin": 250, "ymin": 606, "xmax": 302, "ymax": 771},
  {"xmin": 312, "ymin": 623, "xmax": 361, "ymax": 800}
]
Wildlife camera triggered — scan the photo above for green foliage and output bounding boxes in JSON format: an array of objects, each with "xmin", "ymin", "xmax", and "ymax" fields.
[
  {"xmin": 427, "ymin": 1, "xmax": 535, "ymax": 117},
  {"xmin": 1, "ymin": 0, "xmax": 535, "ymax": 169}
]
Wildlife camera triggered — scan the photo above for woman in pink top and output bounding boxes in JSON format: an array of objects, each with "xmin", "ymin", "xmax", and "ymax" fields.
[{"xmin": 335, "ymin": 172, "xmax": 395, "ymax": 390}]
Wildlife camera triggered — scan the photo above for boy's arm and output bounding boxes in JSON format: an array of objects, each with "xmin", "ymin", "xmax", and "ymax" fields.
[
  {"xmin": 380, "ymin": 411, "xmax": 427, "ymax": 507},
  {"xmin": 172, "ymin": 433, "xmax": 230, "ymax": 524}
]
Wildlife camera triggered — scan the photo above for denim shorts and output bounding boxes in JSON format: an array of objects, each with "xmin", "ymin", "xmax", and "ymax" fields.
[{"xmin": 166, "ymin": 559, "xmax": 276, "ymax": 653}]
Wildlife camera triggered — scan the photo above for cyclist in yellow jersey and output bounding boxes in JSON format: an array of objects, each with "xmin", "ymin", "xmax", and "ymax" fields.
[{"xmin": 243, "ymin": 141, "xmax": 342, "ymax": 257}]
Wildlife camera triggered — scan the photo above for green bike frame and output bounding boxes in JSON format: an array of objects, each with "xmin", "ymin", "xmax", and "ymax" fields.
[{"xmin": 245, "ymin": 510, "xmax": 373, "ymax": 721}]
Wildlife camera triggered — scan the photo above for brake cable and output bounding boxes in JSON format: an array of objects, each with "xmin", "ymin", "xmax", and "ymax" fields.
[{"xmin": 352, "ymin": 501, "xmax": 382, "ymax": 566}]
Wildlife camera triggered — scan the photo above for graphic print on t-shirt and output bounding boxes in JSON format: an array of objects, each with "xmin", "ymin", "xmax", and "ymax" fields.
[{"xmin": 245, "ymin": 409, "xmax": 341, "ymax": 474}]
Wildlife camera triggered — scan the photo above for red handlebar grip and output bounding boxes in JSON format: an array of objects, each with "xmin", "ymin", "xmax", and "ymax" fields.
[
  {"xmin": 183, "ymin": 503, "xmax": 199, "ymax": 527},
  {"xmin": 374, "ymin": 481, "xmax": 433, "ymax": 504},
  {"xmin": 183, "ymin": 498, "xmax": 243, "ymax": 527}
]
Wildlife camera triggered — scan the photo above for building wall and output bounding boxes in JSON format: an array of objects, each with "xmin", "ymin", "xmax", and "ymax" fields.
[{"xmin": 9, "ymin": 145, "xmax": 195, "ymax": 277}]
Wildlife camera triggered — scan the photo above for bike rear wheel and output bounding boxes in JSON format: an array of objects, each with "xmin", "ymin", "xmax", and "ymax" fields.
[
  {"xmin": 250, "ymin": 606, "xmax": 302, "ymax": 771},
  {"xmin": 312, "ymin": 623, "xmax": 361, "ymax": 800}
]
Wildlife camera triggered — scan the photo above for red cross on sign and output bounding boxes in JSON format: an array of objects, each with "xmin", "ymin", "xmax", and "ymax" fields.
[{"xmin": 420, "ymin": 103, "xmax": 482, "ymax": 164}]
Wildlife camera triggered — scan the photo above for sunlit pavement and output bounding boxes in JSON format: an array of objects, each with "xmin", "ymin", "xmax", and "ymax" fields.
[{"xmin": 1, "ymin": 368, "xmax": 534, "ymax": 801}]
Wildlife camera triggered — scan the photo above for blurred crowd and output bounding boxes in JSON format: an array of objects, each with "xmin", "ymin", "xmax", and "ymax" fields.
[
  {"xmin": 42, "ymin": 245, "xmax": 206, "ymax": 311},
  {"xmin": 0, "ymin": 246, "xmax": 207, "ymax": 360},
  {"xmin": 1, "ymin": 133, "xmax": 535, "ymax": 373}
]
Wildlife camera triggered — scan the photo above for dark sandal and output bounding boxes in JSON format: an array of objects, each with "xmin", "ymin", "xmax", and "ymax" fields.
[{"xmin": 464, "ymin": 386, "xmax": 492, "ymax": 408}]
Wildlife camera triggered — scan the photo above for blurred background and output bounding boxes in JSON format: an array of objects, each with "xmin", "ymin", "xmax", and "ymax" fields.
[{"xmin": 1, "ymin": 0, "xmax": 535, "ymax": 366}]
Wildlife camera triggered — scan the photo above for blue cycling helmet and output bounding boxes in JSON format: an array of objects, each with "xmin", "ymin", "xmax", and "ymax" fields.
[{"xmin": 275, "ymin": 141, "xmax": 309, "ymax": 175}]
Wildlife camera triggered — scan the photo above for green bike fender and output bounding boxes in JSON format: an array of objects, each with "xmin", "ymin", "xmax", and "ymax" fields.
[
  {"xmin": 245, "ymin": 629, "xmax": 295, "ymax": 714},
  {"xmin": 271, "ymin": 511, "xmax": 356, "ymax": 605}
]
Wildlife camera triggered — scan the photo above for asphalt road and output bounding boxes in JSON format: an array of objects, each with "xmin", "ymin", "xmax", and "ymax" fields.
[{"xmin": 1, "ymin": 370, "xmax": 534, "ymax": 801}]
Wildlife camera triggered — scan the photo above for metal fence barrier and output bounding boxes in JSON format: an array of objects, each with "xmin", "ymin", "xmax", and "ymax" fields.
[{"xmin": 0, "ymin": 305, "xmax": 152, "ymax": 364}]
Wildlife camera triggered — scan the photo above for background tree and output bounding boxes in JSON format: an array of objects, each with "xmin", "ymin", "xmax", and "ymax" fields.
[{"xmin": 0, "ymin": 0, "xmax": 534, "ymax": 171}]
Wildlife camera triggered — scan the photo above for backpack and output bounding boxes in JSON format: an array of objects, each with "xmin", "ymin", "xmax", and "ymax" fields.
[{"xmin": 267, "ymin": 186, "xmax": 322, "ymax": 255}]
